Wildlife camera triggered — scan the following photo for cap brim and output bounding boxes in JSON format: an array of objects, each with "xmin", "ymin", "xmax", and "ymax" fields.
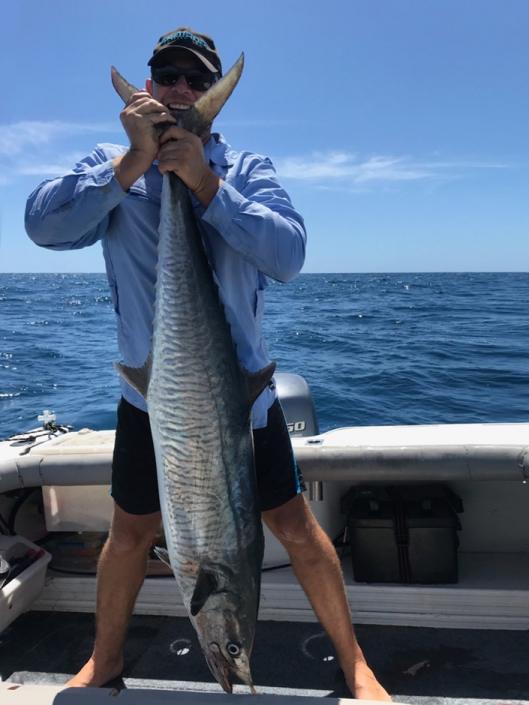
[{"xmin": 148, "ymin": 46, "xmax": 219, "ymax": 73}]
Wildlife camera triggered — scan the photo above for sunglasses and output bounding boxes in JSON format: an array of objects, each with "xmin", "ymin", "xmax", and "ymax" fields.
[{"xmin": 152, "ymin": 67, "xmax": 218, "ymax": 92}]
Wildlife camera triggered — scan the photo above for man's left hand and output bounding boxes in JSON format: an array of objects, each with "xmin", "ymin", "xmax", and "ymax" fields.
[{"xmin": 157, "ymin": 126, "xmax": 222, "ymax": 207}]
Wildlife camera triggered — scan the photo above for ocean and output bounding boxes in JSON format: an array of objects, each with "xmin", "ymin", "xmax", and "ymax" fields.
[{"xmin": 1, "ymin": 272, "xmax": 528, "ymax": 440}]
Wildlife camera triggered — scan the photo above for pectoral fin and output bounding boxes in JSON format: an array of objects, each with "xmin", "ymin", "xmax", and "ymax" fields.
[{"xmin": 190, "ymin": 567, "xmax": 219, "ymax": 617}]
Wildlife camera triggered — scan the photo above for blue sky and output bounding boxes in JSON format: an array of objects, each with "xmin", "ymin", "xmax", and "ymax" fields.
[{"xmin": 1, "ymin": 0, "xmax": 528, "ymax": 273}]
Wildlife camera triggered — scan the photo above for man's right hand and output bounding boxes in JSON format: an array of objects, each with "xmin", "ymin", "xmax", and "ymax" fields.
[{"xmin": 113, "ymin": 91, "xmax": 176, "ymax": 191}]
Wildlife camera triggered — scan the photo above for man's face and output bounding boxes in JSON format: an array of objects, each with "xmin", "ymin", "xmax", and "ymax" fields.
[{"xmin": 146, "ymin": 50, "xmax": 213, "ymax": 114}]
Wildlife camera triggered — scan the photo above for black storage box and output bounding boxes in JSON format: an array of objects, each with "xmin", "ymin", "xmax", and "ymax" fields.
[{"xmin": 342, "ymin": 485, "xmax": 463, "ymax": 584}]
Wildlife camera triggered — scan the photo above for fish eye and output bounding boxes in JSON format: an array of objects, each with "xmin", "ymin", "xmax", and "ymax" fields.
[{"xmin": 227, "ymin": 642, "xmax": 241, "ymax": 656}]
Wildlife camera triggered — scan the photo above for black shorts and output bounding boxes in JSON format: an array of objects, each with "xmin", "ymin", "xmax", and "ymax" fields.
[{"xmin": 110, "ymin": 397, "xmax": 306, "ymax": 515}]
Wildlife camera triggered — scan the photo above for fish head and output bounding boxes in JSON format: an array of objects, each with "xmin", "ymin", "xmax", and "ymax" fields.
[
  {"xmin": 194, "ymin": 599, "xmax": 256, "ymax": 693},
  {"xmin": 200, "ymin": 612, "xmax": 253, "ymax": 693},
  {"xmin": 189, "ymin": 565, "xmax": 259, "ymax": 693}
]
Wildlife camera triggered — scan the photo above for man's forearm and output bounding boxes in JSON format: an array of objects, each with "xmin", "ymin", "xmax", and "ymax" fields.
[{"xmin": 25, "ymin": 147, "xmax": 127, "ymax": 250}]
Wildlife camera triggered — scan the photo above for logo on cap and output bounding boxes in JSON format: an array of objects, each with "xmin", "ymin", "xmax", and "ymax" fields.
[{"xmin": 160, "ymin": 31, "xmax": 208, "ymax": 49}]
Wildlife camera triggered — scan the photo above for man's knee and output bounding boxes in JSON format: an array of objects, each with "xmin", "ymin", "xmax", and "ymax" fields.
[{"xmin": 108, "ymin": 504, "xmax": 161, "ymax": 554}]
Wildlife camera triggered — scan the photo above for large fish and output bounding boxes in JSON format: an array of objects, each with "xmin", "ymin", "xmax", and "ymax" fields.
[{"xmin": 111, "ymin": 58, "xmax": 273, "ymax": 693}]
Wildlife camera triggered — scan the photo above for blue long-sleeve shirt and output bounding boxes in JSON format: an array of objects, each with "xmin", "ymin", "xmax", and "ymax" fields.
[{"xmin": 25, "ymin": 133, "xmax": 306, "ymax": 427}]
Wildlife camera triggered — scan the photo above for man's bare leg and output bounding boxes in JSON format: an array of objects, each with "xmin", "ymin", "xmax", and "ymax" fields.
[
  {"xmin": 263, "ymin": 495, "xmax": 391, "ymax": 701},
  {"xmin": 66, "ymin": 504, "xmax": 162, "ymax": 687}
]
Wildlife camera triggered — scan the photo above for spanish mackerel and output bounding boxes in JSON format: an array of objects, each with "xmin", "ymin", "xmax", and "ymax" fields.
[{"xmin": 111, "ymin": 57, "xmax": 273, "ymax": 692}]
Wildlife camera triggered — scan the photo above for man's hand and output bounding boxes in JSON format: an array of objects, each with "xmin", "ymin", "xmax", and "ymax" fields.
[
  {"xmin": 121, "ymin": 91, "xmax": 176, "ymax": 167},
  {"xmin": 157, "ymin": 126, "xmax": 222, "ymax": 207},
  {"xmin": 113, "ymin": 92, "xmax": 176, "ymax": 192}
]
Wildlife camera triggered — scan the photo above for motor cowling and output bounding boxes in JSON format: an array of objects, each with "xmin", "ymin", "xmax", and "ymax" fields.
[
  {"xmin": 274, "ymin": 372, "xmax": 322, "ymax": 500},
  {"xmin": 274, "ymin": 372, "xmax": 319, "ymax": 438}
]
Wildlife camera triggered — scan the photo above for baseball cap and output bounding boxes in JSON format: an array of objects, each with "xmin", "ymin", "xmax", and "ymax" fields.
[{"xmin": 148, "ymin": 27, "xmax": 222, "ymax": 75}]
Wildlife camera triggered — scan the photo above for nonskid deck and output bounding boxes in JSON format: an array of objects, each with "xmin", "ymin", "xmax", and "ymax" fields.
[{"xmin": 2, "ymin": 611, "xmax": 529, "ymax": 704}]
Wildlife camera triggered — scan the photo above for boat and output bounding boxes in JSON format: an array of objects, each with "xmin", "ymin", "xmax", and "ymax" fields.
[{"xmin": 1, "ymin": 373, "xmax": 529, "ymax": 703}]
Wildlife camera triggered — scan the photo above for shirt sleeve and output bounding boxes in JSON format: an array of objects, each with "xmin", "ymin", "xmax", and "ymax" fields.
[
  {"xmin": 25, "ymin": 145, "xmax": 128, "ymax": 251},
  {"xmin": 201, "ymin": 154, "xmax": 306, "ymax": 283}
]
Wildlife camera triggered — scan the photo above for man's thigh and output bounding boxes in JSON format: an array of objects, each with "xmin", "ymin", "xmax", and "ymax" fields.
[
  {"xmin": 254, "ymin": 398, "xmax": 306, "ymax": 512},
  {"xmin": 110, "ymin": 397, "xmax": 161, "ymax": 515}
]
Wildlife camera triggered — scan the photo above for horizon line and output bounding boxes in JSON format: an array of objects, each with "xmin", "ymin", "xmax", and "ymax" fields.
[{"xmin": 0, "ymin": 271, "xmax": 527, "ymax": 276}]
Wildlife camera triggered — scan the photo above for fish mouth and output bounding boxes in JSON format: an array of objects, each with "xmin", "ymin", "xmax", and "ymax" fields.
[
  {"xmin": 207, "ymin": 643, "xmax": 255, "ymax": 694},
  {"xmin": 207, "ymin": 645, "xmax": 233, "ymax": 693}
]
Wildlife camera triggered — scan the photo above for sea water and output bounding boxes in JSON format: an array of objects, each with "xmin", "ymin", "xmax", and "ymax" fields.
[{"xmin": 1, "ymin": 272, "xmax": 528, "ymax": 439}]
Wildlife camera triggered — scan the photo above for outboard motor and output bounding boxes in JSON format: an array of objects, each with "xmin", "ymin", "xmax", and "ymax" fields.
[{"xmin": 274, "ymin": 372, "xmax": 323, "ymax": 501}]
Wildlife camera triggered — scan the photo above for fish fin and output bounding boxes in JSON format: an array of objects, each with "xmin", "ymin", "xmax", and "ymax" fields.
[
  {"xmin": 190, "ymin": 567, "xmax": 219, "ymax": 617},
  {"xmin": 180, "ymin": 54, "xmax": 244, "ymax": 136},
  {"xmin": 153, "ymin": 546, "xmax": 171, "ymax": 567},
  {"xmin": 113, "ymin": 352, "xmax": 152, "ymax": 398},
  {"xmin": 246, "ymin": 361, "xmax": 277, "ymax": 406},
  {"xmin": 111, "ymin": 66, "xmax": 139, "ymax": 102}
]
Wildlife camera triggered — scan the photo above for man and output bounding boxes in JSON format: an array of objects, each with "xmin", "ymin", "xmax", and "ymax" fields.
[{"xmin": 25, "ymin": 27, "xmax": 390, "ymax": 700}]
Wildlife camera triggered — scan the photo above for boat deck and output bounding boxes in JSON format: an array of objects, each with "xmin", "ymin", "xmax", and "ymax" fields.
[
  {"xmin": 1, "ymin": 609, "xmax": 529, "ymax": 704},
  {"xmin": 2, "ymin": 419, "xmax": 529, "ymax": 702}
]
